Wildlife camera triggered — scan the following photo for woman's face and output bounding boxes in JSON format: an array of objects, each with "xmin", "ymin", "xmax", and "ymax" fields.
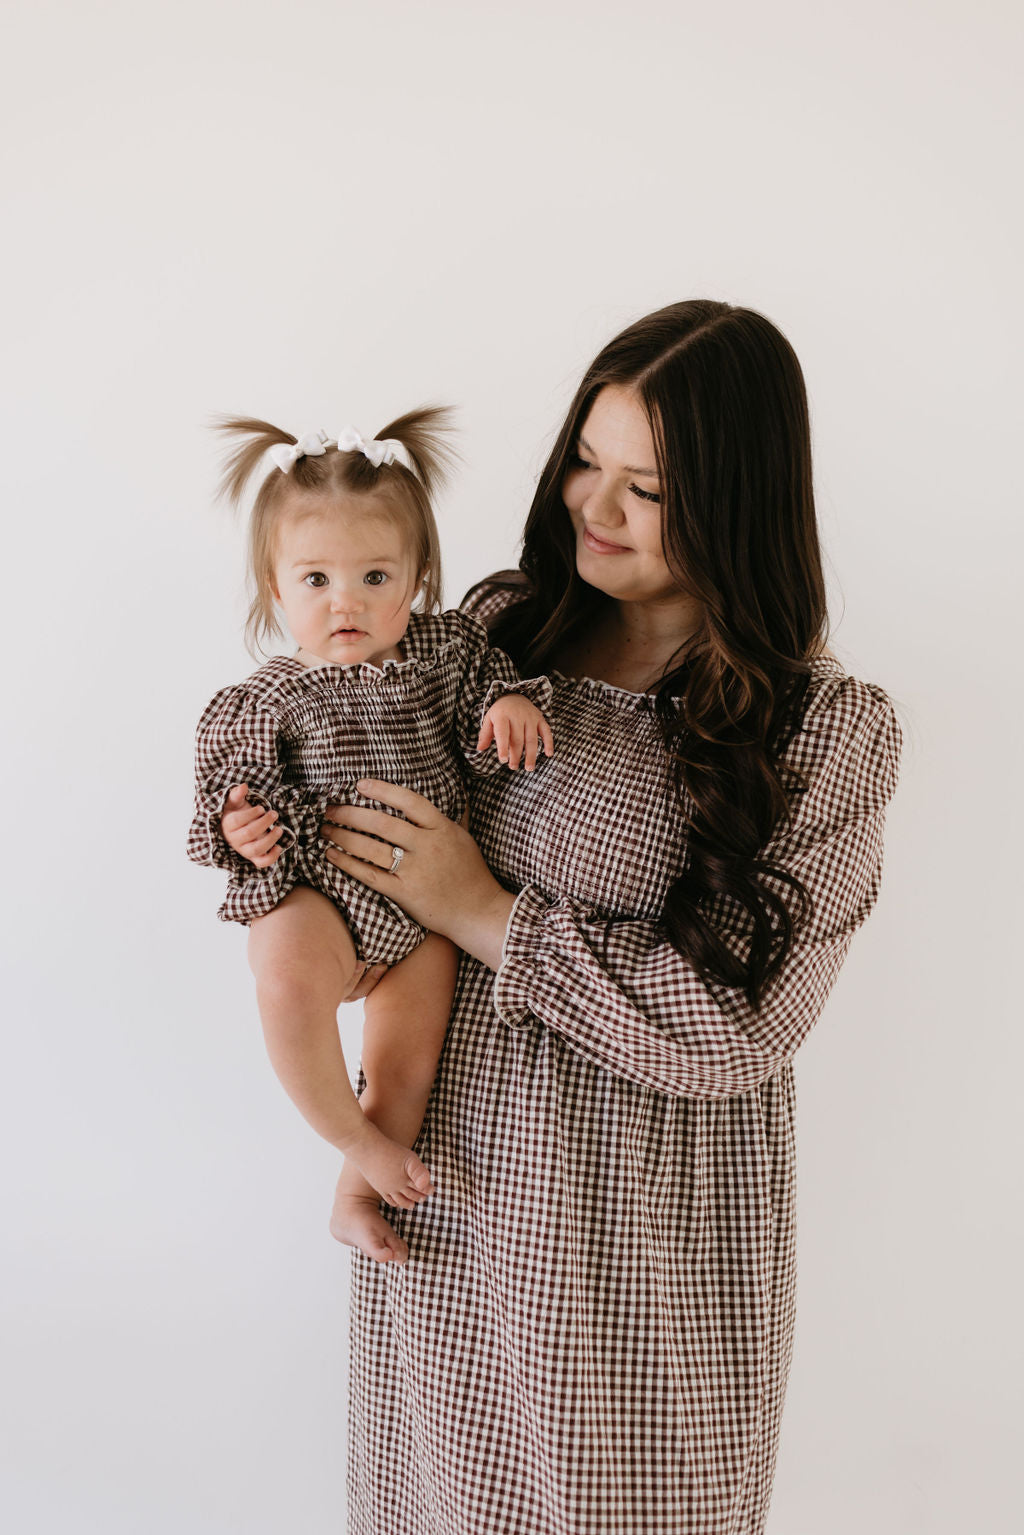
[{"xmin": 562, "ymin": 385, "xmax": 685, "ymax": 607}]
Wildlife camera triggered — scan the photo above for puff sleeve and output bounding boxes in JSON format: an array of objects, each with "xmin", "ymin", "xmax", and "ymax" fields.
[
  {"xmin": 452, "ymin": 611, "xmax": 554, "ymax": 774},
  {"xmin": 186, "ymin": 684, "xmax": 330, "ymax": 922},
  {"xmin": 492, "ymin": 678, "xmax": 902, "ymax": 1099}
]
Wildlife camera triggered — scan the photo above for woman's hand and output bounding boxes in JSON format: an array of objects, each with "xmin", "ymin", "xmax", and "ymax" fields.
[
  {"xmin": 220, "ymin": 784, "xmax": 285, "ymax": 867},
  {"xmin": 321, "ymin": 779, "xmax": 516, "ymax": 971}
]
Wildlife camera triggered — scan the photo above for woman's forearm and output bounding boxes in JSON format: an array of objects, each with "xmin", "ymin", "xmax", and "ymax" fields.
[{"xmin": 442, "ymin": 885, "xmax": 516, "ymax": 971}]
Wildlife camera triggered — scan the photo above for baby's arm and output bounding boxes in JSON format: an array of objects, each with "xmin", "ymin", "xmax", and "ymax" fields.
[
  {"xmin": 220, "ymin": 783, "xmax": 286, "ymax": 867},
  {"xmin": 189, "ymin": 683, "xmax": 305, "ymax": 876},
  {"xmin": 451, "ymin": 611, "xmax": 555, "ymax": 775},
  {"xmin": 476, "ymin": 694, "xmax": 554, "ymax": 771}
]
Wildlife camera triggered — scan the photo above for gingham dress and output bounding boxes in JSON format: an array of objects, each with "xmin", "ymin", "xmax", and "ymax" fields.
[
  {"xmin": 186, "ymin": 609, "xmax": 551, "ymax": 966},
  {"xmin": 346, "ymin": 583, "xmax": 902, "ymax": 1535}
]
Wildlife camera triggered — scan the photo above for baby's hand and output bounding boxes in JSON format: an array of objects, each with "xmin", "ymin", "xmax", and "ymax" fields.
[
  {"xmin": 220, "ymin": 784, "xmax": 285, "ymax": 867},
  {"xmin": 476, "ymin": 696, "xmax": 554, "ymax": 772}
]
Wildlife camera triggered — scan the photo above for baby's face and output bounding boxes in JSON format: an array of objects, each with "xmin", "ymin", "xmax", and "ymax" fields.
[{"xmin": 272, "ymin": 495, "xmax": 421, "ymax": 669}]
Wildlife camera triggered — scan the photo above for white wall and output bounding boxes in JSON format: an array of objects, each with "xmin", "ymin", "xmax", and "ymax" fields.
[{"xmin": 2, "ymin": 2, "xmax": 1020, "ymax": 1531}]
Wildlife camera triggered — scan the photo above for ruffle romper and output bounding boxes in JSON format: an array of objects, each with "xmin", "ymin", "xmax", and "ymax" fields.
[{"xmin": 187, "ymin": 609, "xmax": 552, "ymax": 967}]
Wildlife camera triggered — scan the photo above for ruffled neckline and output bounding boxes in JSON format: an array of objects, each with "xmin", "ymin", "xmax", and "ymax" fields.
[
  {"xmin": 259, "ymin": 613, "xmax": 464, "ymax": 690},
  {"xmin": 276, "ymin": 651, "xmax": 446, "ymax": 686},
  {"xmin": 548, "ymin": 653, "xmax": 845, "ymax": 712},
  {"xmin": 548, "ymin": 670, "xmax": 665, "ymax": 712},
  {"xmin": 462, "ymin": 580, "xmax": 844, "ymax": 711}
]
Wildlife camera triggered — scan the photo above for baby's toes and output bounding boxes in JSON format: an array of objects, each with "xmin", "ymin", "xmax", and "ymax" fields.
[
  {"xmin": 405, "ymin": 1155, "xmax": 435, "ymax": 1196},
  {"xmin": 370, "ymin": 1228, "xmax": 408, "ymax": 1264},
  {"xmin": 385, "ymin": 1189, "xmax": 416, "ymax": 1211}
]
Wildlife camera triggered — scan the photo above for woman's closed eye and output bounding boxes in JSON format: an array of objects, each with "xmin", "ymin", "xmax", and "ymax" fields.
[{"xmin": 570, "ymin": 451, "xmax": 661, "ymax": 504}]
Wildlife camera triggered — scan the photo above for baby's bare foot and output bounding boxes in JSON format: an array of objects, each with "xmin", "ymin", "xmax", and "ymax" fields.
[
  {"xmin": 344, "ymin": 1122, "xmax": 435, "ymax": 1210},
  {"xmin": 330, "ymin": 1191, "xmax": 409, "ymax": 1265}
]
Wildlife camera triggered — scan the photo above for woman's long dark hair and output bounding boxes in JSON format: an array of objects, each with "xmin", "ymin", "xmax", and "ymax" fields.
[{"xmin": 483, "ymin": 300, "xmax": 828, "ymax": 1009}]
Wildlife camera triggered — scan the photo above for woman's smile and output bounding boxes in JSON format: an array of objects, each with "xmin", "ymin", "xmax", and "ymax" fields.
[
  {"xmin": 563, "ymin": 386, "xmax": 693, "ymax": 609},
  {"xmin": 582, "ymin": 525, "xmax": 631, "ymax": 554}
]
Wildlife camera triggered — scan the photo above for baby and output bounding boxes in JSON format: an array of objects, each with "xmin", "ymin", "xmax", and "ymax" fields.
[{"xmin": 187, "ymin": 409, "xmax": 552, "ymax": 1262}]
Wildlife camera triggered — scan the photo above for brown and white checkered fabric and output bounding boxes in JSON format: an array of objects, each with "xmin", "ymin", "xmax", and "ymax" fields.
[
  {"xmin": 347, "ymin": 582, "xmax": 902, "ymax": 1534},
  {"xmin": 186, "ymin": 609, "xmax": 551, "ymax": 966}
]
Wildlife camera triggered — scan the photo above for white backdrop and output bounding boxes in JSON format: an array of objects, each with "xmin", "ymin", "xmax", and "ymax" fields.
[{"xmin": 2, "ymin": 2, "xmax": 1021, "ymax": 1531}]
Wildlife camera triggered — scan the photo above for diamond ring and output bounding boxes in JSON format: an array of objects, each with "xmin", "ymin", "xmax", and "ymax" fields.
[{"xmin": 388, "ymin": 846, "xmax": 404, "ymax": 875}]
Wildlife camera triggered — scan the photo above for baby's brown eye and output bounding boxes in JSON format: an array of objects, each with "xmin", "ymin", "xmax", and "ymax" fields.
[
  {"xmin": 305, "ymin": 572, "xmax": 328, "ymax": 587},
  {"xmin": 364, "ymin": 571, "xmax": 387, "ymax": 586}
]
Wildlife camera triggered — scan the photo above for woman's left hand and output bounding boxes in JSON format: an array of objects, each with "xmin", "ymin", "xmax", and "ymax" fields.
[{"xmin": 321, "ymin": 779, "xmax": 516, "ymax": 971}]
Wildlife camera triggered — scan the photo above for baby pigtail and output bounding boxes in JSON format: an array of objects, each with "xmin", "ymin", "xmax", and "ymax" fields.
[
  {"xmin": 373, "ymin": 406, "xmax": 458, "ymax": 497},
  {"xmin": 211, "ymin": 415, "xmax": 304, "ymax": 656},
  {"xmin": 367, "ymin": 407, "xmax": 456, "ymax": 617},
  {"xmin": 212, "ymin": 416, "xmax": 298, "ymax": 505}
]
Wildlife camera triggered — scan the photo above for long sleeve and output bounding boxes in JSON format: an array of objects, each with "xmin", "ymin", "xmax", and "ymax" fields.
[
  {"xmin": 186, "ymin": 682, "xmax": 327, "ymax": 883},
  {"xmin": 451, "ymin": 611, "xmax": 554, "ymax": 773},
  {"xmin": 492, "ymin": 679, "xmax": 902, "ymax": 1100}
]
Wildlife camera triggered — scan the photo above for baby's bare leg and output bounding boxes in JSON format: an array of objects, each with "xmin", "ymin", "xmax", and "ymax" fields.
[
  {"xmin": 330, "ymin": 933, "xmax": 458, "ymax": 1265},
  {"xmin": 361, "ymin": 932, "xmax": 459, "ymax": 1141},
  {"xmin": 248, "ymin": 887, "xmax": 433, "ymax": 1207}
]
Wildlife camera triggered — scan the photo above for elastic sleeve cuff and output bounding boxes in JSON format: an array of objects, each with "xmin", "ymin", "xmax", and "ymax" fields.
[
  {"xmin": 188, "ymin": 785, "xmax": 298, "ymax": 875},
  {"xmin": 462, "ymin": 676, "xmax": 555, "ymax": 778},
  {"xmin": 492, "ymin": 884, "xmax": 551, "ymax": 1029},
  {"xmin": 478, "ymin": 674, "xmax": 554, "ymax": 721},
  {"xmin": 241, "ymin": 786, "xmax": 301, "ymax": 851}
]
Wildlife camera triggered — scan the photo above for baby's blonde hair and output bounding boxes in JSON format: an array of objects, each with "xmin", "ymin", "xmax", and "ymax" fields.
[{"xmin": 213, "ymin": 407, "xmax": 455, "ymax": 655}]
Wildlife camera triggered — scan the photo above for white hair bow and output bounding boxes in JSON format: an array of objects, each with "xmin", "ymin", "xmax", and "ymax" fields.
[
  {"xmin": 269, "ymin": 429, "xmax": 330, "ymax": 473},
  {"xmin": 335, "ymin": 425, "xmax": 408, "ymax": 470}
]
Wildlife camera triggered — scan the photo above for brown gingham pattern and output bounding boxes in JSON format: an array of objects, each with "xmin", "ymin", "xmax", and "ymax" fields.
[
  {"xmin": 186, "ymin": 609, "xmax": 551, "ymax": 965},
  {"xmin": 346, "ymin": 583, "xmax": 902, "ymax": 1535}
]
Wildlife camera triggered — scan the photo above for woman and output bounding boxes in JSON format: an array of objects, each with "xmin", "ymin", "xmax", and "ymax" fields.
[{"xmin": 253, "ymin": 300, "xmax": 900, "ymax": 1533}]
